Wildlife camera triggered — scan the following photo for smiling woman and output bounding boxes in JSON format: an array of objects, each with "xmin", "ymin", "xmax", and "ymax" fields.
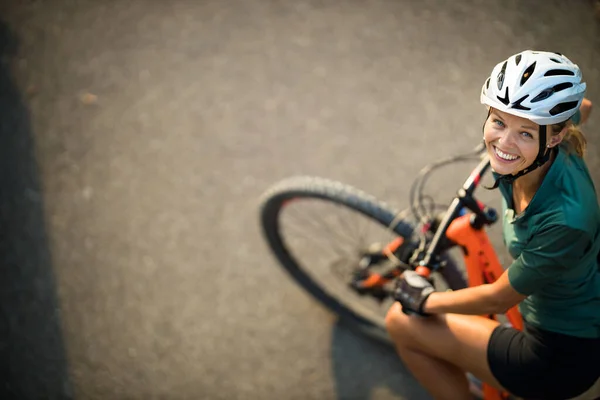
[
  {"xmin": 484, "ymin": 109, "xmax": 543, "ymax": 177},
  {"xmin": 386, "ymin": 50, "xmax": 600, "ymax": 400},
  {"xmin": 483, "ymin": 105, "xmax": 589, "ymax": 179}
]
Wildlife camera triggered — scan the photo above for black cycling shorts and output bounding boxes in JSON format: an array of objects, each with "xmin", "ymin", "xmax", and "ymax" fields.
[{"xmin": 487, "ymin": 323, "xmax": 600, "ymax": 400}]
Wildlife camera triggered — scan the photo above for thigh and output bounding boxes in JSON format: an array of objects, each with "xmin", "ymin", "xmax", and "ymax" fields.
[{"xmin": 386, "ymin": 302, "xmax": 504, "ymax": 391}]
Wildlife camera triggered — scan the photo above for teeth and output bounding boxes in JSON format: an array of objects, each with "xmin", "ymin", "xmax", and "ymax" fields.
[{"xmin": 495, "ymin": 147, "xmax": 518, "ymax": 161}]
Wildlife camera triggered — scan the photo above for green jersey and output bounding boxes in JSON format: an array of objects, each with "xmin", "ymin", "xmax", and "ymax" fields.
[{"xmin": 498, "ymin": 146, "xmax": 600, "ymax": 338}]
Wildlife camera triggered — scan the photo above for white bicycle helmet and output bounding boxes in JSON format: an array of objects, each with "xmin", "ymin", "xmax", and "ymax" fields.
[
  {"xmin": 480, "ymin": 50, "xmax": 587, "ymax": 186},
  {"xmin": 481, "ymin": 50, "xmax": 586, "ymax": 125}
]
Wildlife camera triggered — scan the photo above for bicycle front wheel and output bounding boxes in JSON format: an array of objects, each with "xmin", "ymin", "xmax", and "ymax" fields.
[{"xmin": 259, "ymin": 176, "xmax": 466, "ymax": 345}]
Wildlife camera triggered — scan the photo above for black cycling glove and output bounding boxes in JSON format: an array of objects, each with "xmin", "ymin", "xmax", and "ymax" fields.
[{"xmin": 393, "ymin": 270, "xmax": 435, "ymax": 316}]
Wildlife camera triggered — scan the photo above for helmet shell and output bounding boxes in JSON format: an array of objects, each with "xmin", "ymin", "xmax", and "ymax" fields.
[{"xmin": 481, "ymin": 50, "xmax": 586, "ymax": 125}]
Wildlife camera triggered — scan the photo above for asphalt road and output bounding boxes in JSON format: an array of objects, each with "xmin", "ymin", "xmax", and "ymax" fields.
[{"xmin": 1, "ymin": 1, "xmax": 599, "ymax": 399}]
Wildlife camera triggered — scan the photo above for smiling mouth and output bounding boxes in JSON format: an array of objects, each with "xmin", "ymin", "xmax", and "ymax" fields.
[{"xmin": 493, "ymin": 146, "xmax": 520, "ymax": 162}]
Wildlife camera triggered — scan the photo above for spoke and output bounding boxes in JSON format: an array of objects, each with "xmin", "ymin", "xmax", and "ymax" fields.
[
  {"xmin": 336, "ymin": 204, "xmax": 377, "ymax": 250},
  {"xmin": 308, "ymin": 203, "xmax": 367, "ymax": 247},
  {"xmin": 330, "ymin": 202, "xmax": 365, "ymax": 250},
  {"xmin": 283, "ymin": 215, "xmax": 348, "ymax": 258},
  {"xmin": 357, "ymin": 212, "xmax": 373, "ymax": 250},
  {"xmin": 354, "ymin": 210, "xmax": 393, "ymax": 254},
  {"xmin": 285, "ymin": 204, "xmax": 359, "ymax": 256},
  {"xmin": 280, "ymin": 215, "xmax": 347, "ymax": 259}
]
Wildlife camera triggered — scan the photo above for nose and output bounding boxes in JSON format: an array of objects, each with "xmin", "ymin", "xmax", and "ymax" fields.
[{"xmin": 497, "ymin": 129, "xmax": 518, "ymax": 148}]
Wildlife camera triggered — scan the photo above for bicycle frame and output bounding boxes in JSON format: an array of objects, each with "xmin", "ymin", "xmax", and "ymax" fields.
[{"xmin": 416, "ymin": 154, "xmax": 523, "ymax": 330}]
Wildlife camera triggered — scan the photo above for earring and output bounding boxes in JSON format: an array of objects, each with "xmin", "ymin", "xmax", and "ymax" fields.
[{"xmin": 547, "ymin": 145, "xmax": 551, "ymax": 148}]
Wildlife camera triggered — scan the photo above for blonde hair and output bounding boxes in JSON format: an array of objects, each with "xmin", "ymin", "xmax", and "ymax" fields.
[{"xmin": 551, "ymin": 120, "xmax": 587, "ymax": 157}]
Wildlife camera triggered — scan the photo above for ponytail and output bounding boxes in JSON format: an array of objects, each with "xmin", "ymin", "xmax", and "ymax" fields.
[{"xmin": 552, "ymin": 121, "xmax": 587, "ymax": 157}]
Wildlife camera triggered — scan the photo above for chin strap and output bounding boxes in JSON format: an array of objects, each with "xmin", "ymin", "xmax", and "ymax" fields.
[{"xmin": 486, "ymin": 124, "xmax": 553, "ymax": 190}]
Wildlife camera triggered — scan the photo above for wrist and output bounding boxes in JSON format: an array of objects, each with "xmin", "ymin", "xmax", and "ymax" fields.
[{"xmin": 420, "ymin": 291, "xmax": 435, "ymax": 314}]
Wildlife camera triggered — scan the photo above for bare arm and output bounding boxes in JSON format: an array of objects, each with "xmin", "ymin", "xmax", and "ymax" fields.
[
  {"xmin": 579, "ymin": 98, "xmax": 592, "ymax": 125},
  {"xmin": 421, "ymin": 270, "xmax": 527, "ymax": 315}
]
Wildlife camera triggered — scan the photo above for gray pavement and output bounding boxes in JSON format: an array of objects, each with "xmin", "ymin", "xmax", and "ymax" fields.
[{"xmin": 0, "ymin": 1, "xmax": 599, "ymax": 399}]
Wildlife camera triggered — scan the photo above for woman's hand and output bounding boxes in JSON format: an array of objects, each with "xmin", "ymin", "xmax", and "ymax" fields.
[{"xmin": 393, "ymin": 270, "xmax": 435, "ymax": 316}]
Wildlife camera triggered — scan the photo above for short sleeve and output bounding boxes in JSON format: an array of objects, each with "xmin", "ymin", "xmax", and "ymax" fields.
[{"xmin": 507, "ymin": 225, "xmax": 590, "ymax": 295}]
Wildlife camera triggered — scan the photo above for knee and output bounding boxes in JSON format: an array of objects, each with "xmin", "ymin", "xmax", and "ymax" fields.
[{"xmin": 385, "ymin": 302, "xmax": 411, "ymax": 342}]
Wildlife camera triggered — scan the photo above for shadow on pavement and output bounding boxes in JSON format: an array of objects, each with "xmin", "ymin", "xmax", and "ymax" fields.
[
  {"xmin": 0, "ymin": 20, "xmax": 72, "ymax": 400},
  {"xmin": 330, "ymin": 320, "xmax": 431, "ymax": 400}
]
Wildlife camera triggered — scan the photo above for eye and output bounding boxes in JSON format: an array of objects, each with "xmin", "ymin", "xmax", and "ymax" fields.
[
  {"xmin": 521, "ymin": 131, "xmax": 534, "ymax": 139},
  {"xmin": 493, "ymin": 119, "xmax": 505, "ymax": 127}
]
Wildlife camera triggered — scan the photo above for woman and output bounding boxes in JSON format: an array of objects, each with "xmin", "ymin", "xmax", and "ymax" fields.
[{"xmin": 386, "ymin": 50, "xmax": 600, "ymax": 400}]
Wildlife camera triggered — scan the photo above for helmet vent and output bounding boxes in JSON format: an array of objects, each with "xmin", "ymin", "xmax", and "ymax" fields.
[
  {"xmin": 531, "ymin": 89, "xmax": 554, "ymax": 103},
  {"xmin": 497, "ymin": 61, "xmax": 507, "ymax": 90},
  {"xmin": 550, "ymin": 58, "xmax": 562, "ymax": 63},
  {"xmin": 515, "ymin": 54, "xmax": 522, "ymax": 65},
  {"xmin": 552, "ymin": 82, "xmax": 573, "ymax": 92},
  {"xmin": 544, "ymin": 69, "xmax": 575, "ymax": 77},
  {"xmin": 531, "ymin": 83, "xmax": 573, "ymax": 103},
  {"xmin": 497, "ymin": 87, "xmax": 510, "ymax": 105},
  {"xmin": 511, "ymin": 95, "xmax": 531, "ymax": 111},
  {"xmin": 485, "ymin": 77, "xmax": 490, "ymax": 90},
  {"xmin": 520, "ymin": 62, "xmax": 536, "ymax": 86},
  {"xmin": 549, "ymin": 101, "xmax": 579, "ymax": 116}
]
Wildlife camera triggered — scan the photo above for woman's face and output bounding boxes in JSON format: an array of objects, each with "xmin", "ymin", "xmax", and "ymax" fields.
[{"xmin": 483, "ymin": 109, "xmax": 542, "ymax": 175}]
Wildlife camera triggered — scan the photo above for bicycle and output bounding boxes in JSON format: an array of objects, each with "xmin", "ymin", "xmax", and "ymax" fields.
[{"xmin": 258, "ymin": 142, "xmax": 523, "ymax": 400}]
